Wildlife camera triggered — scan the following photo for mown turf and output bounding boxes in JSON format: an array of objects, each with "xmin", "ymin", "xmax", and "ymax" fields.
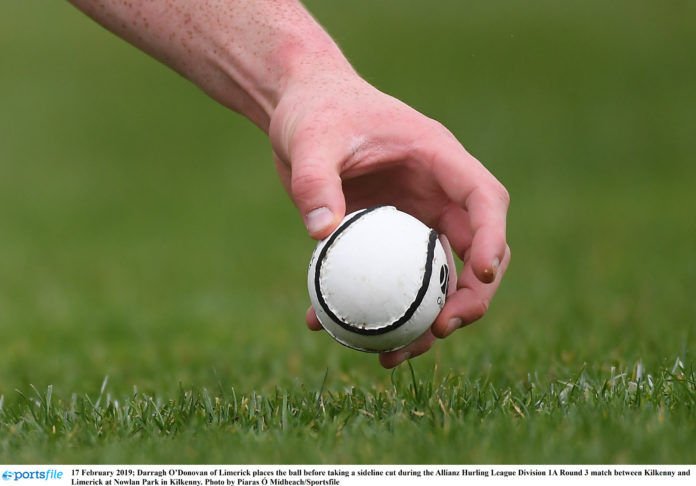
[
  {"xmin": 2, "ymin": 360, "xmax": 695, "ymax": 464},
  {"xmin": 1, "ymin": 0, "xmax": 695, "ymax": 464}
]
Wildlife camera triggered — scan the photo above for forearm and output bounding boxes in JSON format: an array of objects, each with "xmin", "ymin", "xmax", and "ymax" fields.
[{"xmin": 67, "ymin": 0, "xmax": 354, "ymax": 131}]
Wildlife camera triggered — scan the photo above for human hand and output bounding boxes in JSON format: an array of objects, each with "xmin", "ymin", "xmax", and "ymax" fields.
[
  {"xmin": 269, "ymin": 72, "xmax": 510, "ymax": 368},
  {"xmin": 65, "ymin": 0, "xmax": 506, "ymax": 367}
]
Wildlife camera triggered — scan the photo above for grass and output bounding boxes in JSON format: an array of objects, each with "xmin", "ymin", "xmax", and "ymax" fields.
[
  {"xmin": 2, "ymin": 360, "xmax": 695, "ymax": 463},
  {"xmin": 1, "ymin": 0, "xmax": 695, "ymax": 464}
]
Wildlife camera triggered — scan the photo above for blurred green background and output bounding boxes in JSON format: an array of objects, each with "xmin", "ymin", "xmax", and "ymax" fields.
[{"xmin": 1, "ymin": 0, "xmax": 695, "ymax": 462}]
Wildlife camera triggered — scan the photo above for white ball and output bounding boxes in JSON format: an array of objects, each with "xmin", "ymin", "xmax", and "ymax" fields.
[{"xmin": 307, "ymin": 205, "xmax": 451, "ymax": 353}]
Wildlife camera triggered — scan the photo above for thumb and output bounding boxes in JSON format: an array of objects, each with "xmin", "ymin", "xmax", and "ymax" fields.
[{"xmin": 290, "ymin": 154, "xmax": 346, "ymax": 240}]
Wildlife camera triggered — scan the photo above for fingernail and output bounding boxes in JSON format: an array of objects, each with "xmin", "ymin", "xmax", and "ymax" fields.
[
  {"xmin": 482, "ymin": 257, "xmax": 500, "ymax": 283},
  {"xmin": 447, "ymin": 317, "xmax": 463, "ymax": 335},
  {"xmin": 305, "ymin": 207, "xmax": 334, "ymax": 236}
]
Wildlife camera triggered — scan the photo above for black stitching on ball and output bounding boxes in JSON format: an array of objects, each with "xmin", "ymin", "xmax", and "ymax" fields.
[{"xmin": 315, "ymin": 207, "xmax": 437, "ymax": 336}]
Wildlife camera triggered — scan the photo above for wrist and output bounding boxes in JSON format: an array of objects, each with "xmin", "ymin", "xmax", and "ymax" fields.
[
  {"xmin": 206, "ymin": 4, "xmax": 355, "ymax": 132},
  {"xmin": 273, "ymin": 35, "xmax": 356, "ymax": 94}
]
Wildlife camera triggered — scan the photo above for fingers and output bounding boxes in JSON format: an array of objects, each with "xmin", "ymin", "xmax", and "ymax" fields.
[
  {"xmin": 378, "ymin": 329, "xmax": 437, "ymax": 369},
  {"xmin": 431, "ymin": 142, "xmax": 509, "ymax": 284},
  {"xmin": 432, "ymin": 244, "xmax": 511, "ymax": 339},
  {"xmin": 466, "ymin": 186, "xmax": 509, "ymax": 283},
  {"xmin": 305, "ymin": 306, "xmax": 323, "ymax": 331},
  {"xmin": 290, "ymin": 142, "xmax": 346, "ymax": 240}
]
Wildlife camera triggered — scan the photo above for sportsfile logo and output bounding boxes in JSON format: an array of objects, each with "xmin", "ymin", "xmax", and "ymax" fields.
[{"xmin": 2, "ymin": 470, "xmax": 64, "ymax": 481}]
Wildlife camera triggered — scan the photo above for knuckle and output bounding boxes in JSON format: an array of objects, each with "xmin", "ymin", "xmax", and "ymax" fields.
[
  {"xmin": 490, "ymin": 181, "xmax": 510, "ymax": 207},
  {"xmin": 420, "ymin": 337, "xmax": 435, "ymax": 354},
  {"xmin": 499, "ymin": 185, "xmax": 511, "ymax": 207},
  {"xmin": 471, "ymin": 298, "xmax": 490, "ymax": 321},
  {"xmin": 291, "ymin": 169, "xmax": 326, "ymax": 198},
  {"xmin": 429, "ymin": 119, "xmax": 453, "ymax": 138}
]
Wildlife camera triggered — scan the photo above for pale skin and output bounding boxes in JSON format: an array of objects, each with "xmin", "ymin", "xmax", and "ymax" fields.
[{"xmin": 67, "ymin": 0, "xmax": 511, "ymax": 368}]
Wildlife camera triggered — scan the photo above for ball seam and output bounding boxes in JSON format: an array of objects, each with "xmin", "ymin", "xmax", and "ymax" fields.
[{"xmin": 315, "ymin": 207, "xmax": 438, "ymax": 336}]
